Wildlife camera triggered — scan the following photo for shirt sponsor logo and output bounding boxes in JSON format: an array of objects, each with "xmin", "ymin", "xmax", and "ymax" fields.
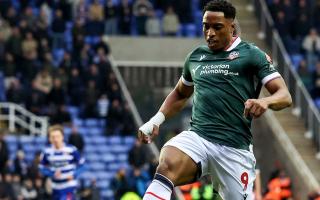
[
  {"xmin": 194, "ymin": 64, "xmax": 239, "ymax": 76},
  {"xmin": 228, "ymin": 51, "xmax": 239, "ymax": 60}
]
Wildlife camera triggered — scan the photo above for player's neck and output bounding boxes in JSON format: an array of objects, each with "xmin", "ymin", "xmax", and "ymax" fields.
[{"xmin": 224, "ymin": 36, "xmax": 238, "ymax": 51}]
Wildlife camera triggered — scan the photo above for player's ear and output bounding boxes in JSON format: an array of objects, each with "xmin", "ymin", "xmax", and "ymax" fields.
[{"xmin": 231, "ymin": 21, "xmax": 235, "ymax": 35}]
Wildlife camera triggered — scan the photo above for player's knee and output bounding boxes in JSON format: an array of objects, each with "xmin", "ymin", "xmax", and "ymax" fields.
[{"xmin": 156, "ymin": 155, "xmax": 178, "ymax": 182}]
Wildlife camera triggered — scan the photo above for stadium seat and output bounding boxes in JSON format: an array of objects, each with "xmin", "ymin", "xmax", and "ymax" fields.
[
  {"xmin": 95, "ymin": 171, "xmax": 114, "ymax": 180},
  {"xmin": 85, "ymin": 118, "xmax": 99, "ymax": 127},
  {"xmin": 100, "ymin": 190, "xmax": 114, "ymax": 199},
  {"xmin": 88, "ymin": 127, "xmax": 104, "ymax": 135},
  {"xmin": 73, "ymin": 118, "xmax": 84, "ymax": 127},
  {"xmin": 123, "ymin": 136, "xmax": 136, "ymax": 145},
  {"xmin": 86, "ymin": 153, "xmax": 101, "ymax": 162},
  {"xmin": 108, "ymin": 136, "xmax": 122, "ymax": 144},
  {"xmin": 5, "ymin": 135, "xmax": 17, "ymax": 144},
  {"xmin": 89, "ymin": 162, "xmax": 106, "ymax": 171},
  {"xmin": 102, "ymin": 153, "xmax": 116, "ymax": 163},
  {"xmin": 96, "ymin": 180, "xmax": 110, "ymax": 189},
  {"xmin": 19, "ymin": 135, "xmax": 34, "ymax": 144}
]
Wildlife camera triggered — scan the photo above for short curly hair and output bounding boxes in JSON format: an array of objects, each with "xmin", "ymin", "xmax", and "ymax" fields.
[{"xmin": 203, "ymin": 0, "xmax": 236, "ymax": 19}]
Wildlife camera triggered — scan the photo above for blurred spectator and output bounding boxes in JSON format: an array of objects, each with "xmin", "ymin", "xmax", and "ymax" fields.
[
  {"xmin": 68, "ymin": 67, "xmax": 84, "ymax": 106},
  {"xmin": 293, "ymin": 14, "xmax": 311, "ymax": 39},
  {"xmin": 104, "ymin": 0, "xmax": 118, "ymax": 35},
  {"xmin": 48, "ymin": 78, "xmax": 66, "ymax": 106},
  {"xmin": 23, "ymin": 7, "xmax": 37, "ymax": 30},
  {"xmin": 83, "ymin": 80, "xmax": 100, "ymax": 118},
  {"xmin": 173, "ymin": 0, "xmax": 193, "ymax": 24},
  {"xmin": 0, "ymin": 18, "xmax": 11, "ymax": 41},
  {"xmin": 33, "ymin": 68, "xmax": 53, "ymax": 96},
  {"xmin": 133, "ymin": 0, "xmax": 154, "ymax": 35},
  {"xmin": 274, "ymin": 11, "xmax": 290, "ymax": 38},
  {"xmin": 35, "ymin": 8, "xmax": 50, "ymax": 41},
  {"xmin": 3, "ymin": 52, "xmax": 17, "ymax": 83},
  {"xmin": 311, "ymin": 61, "xmax": 320, "ymax": 98},
  {"xmin": 5, "ymin": 26, "xmax": 23, "ymax": 61},
  {"xmin": 22, "ymin": 32, "xmax": 38, "ymax": 61},
  {"xmin": 26, "ymin": 81, "xmax": 46, "ymax": 114},
  {"xmin": 6, "ymin": 79, "xmax": 26, "ymax": 105},
  {"xmin": 39, "ymin": 40, "xmax": 52, "ymax": 63},
  {"xmin": 263, "ymin": 169, "xmax": 292, "ymax": 200},
  {"xmin": 0, "ymin": 0, "xmax": 11, "ymax": 17},
  {"xmin": 14, "ymin": 150, "xmax": 28, "ymax": 178},
  {"xmin": 72, "ymin": 18, "xmax": 86, "ymax": 45},
  {"xmin": 2, "ymin": 172, "xmax": 15, "ymax": 199},
  {"xmin": 313, "ymin": 0, "xmax": 320, "ymax": 32},
  {"xmin": 85, "ymin": 64, "xmax": 103, "ymax": 89},
  {"xmin": 122, "ymin": 103, "xmax": 136, "ymax": 135},
  {"xmin": 302, "ymin": 28, "xmax": 320, "ymax": 70},
  {"xmin": 88, "ymin": 179, "xmax": 100, "ymax": 200},
  {"xmin": 128, "ymin": 140, "xmax": 149, "ymax": 170},
  {"xmin": 106, "ymin": 99, "xmax": 123, "ymax": 134},
  {"xmin": 55, "ymin": 0, "xmax": 72, "ymax": 21},
  {"xmin": 162, "ymin": 6, "xmax": 179, "ymax": 36},
  {"xmin": 111, "ymin": 168, "xmax": 130, "ymax": 199},
  {"xmin": 68, "ymin": 126, "xmax": 85, "ymax": 153},
  {"xmin": 4, "ymin": 6, "xmax": 19, "ymax": 27},
  {"xmin": 118, "ymin": 0, "xmax": 132, "ymax": 35},
  {"xmin": 27, "ymin": 151, "xmax": 41, "ymax": 180},
  {"xmin": 127, "ymin": 167, "xmax": 150, "ymax": 196},
  {"xmin": 97, "ymin": 94, "xmax": 110, "ymax": 118},
  {"xmin": 51, "ymin": 9, "xmax": 66, "ymax": 50},
  {"xmin": 54, "ymin": 67, "xmax": 68, "ymax": 91},
  {"xmin": 267, "ymin": 0, "xmax": 281, "ymax": 19},
  {"xmin": 0, "ymin": 131, "xmax": 9, "ymax": 175},
  {"xmin": 297, "ymin": 59, "xmax": 312, "ymax": 90},
  {"xmin": 108, "ymin": 83, "xmax": 122, "ymax": 102},
  {"xmin": 12, "ymin": 173, "xmax": 23, "ymax": 200},
  {"xmin": 74, "ymin": 0, "xmax": 88, "ymax": 24},
  {"xmin": 60, "ymin": 51, "xmax": 73, "ymax": 73},
  {"xmin": 94, "ymin": 35, "xmax": 111, "ymax": 56},
  {"xmin": 146, "ymin": 11, "xmax": 161, "ymax": 36},
  {"xmin": 34, "ymin": 177, "xmax": 46, "ymax": 199},
  {"xmin": 50, "ymin": 104, "xmax": 72, "ymax": 125},
  {"xmin": 21, "ymin": 178, "xmax": 37, "ymax": 200},
  {"xmin": 87, "ymin": 0, "xmax": 104, "ymax": 36}
]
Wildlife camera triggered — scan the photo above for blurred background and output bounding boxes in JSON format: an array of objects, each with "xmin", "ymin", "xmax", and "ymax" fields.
[{"xmin": 0, "ymin": 0, "xmax": 319, "ymax": 199}]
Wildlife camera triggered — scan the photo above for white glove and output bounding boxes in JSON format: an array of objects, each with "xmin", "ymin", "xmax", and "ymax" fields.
[{"xmin": 139, "ymin": 112, "xmax": 165, "ymax": 136}]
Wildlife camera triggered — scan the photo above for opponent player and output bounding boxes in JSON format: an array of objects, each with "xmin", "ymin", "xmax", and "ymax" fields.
[
  {"xmin": 39, "ymin": 125, "xmax": 85, "ymax": 200},
  {"xmin": 138, "ymin": 0, "xmax": 292, "ymax": 199}
]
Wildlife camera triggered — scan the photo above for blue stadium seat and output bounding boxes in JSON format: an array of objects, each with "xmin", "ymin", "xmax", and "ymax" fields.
[
  {"xmin": 73, "ymin": 118, "xmax": 84, "ymax": 127},
  {"xmin": 117, "ymin": 153, "xmax": 128, "ymax": 162},
  {"xmin": 85, "ymin": 118, "xmax": 99, "ymax": 127},
  {"xmin": 5, "ymin": 135, "xmax": 17, "ymax": 144},
  {"xmin": 88, "ymin": 127, "xmax": 103, "ymax": 135},
  {"xmin": 67, "ymin": 106, "xmax": 80, "ymax": 118},
  {"xmin": 91, "ymin": 135, "xmax": 107, "ymax": 144},
  {"xmin": 86, "ymin": 153, "xmax": 101, "ymax": 162},
  {"xmin": 89, "ymin": 162, "xmax": 106, "ymax": 171},
  {"xmin": 123, "ymin": 136, "xmax": 136, "ymax": 145},
  {"xmin": 78, "ymin": 126, "xmax": 89, "ymax": 135},
  {"xmin": 290, "ymin": 54, "xmax": 304, "ymax": 70},
  {"xmin": 110, "ymin": 144, "xmax": 130, "ymax": 153},
  {"xmin": 185, "ymin": 24, "xmax": 197, "ymax": 38},
  {"xmin": 34, "ymin": 136, "xmax": 47, "ymax": 145},
  {"xmin": 96, "ymin": 180, "xmax": 110, "ymax": 189},
  {"xmin": 95, "ymin": 171, "xmax": 114, "ymax": 180},
  {"xmin": 84, "ymin": 145, "xmax": 97, "ymax": 153},
  {"xmin": 96, "ymin": 145, "xmax": 112, "ymax": 153},
  {"xmin": 19, "ymin": 135, "xmax": 34, "ymax": 144},
  {"xmin": 102, "ymin": 153, "xmax": 116, "ymax": 163},
  {"xmin": 108, "ymin": 136, "xmax": 122, "ymax": 144},
  {"xmin": 100, "ymin": 190, "xmax": 114, "ymax": 199}
]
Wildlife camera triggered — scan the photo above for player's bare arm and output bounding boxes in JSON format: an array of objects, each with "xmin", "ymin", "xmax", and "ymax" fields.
[
  {"xmin": 138, "ymin": 79, "xmax": 194, "ymax": 143},
  {"xmin": 244, "ymin": 77, "xmax": 292, "ymax": 118}
]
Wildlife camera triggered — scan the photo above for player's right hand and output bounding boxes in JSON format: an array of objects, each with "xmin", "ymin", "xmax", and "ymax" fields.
[
  {"xmin": 138, "ymin": 122, "xmax": 160, "ymax": 144},
  {"xmin": 54, "ymin": 170, "xmax": 61, "ymax": 178}
]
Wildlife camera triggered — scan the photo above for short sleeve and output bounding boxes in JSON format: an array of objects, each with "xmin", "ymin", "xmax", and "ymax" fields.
[
  {"xmin": 181, "ymin": 52, "xmax": 194, "ymax": 86},
  {"xmin": 40, "ymin": 151, "xmax": 48, "ymax": 165},
  {"xmin": 251, "ymin": 47, "xmax": 281, "ymax": 85}
]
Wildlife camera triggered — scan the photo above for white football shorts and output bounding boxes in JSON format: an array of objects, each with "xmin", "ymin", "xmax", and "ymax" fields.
[{"xmin": 163, "ymin": 130, "xmax": 256, "ymax": 200}]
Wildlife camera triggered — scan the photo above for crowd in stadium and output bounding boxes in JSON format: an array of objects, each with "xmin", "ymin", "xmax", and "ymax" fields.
[
  {"xmin": 266, "ymin": 0, "xmax": 320, "ymax": 104},
  {"xmin": 0, "ymin": 0, "xmax": 319, "ymax": 199}
]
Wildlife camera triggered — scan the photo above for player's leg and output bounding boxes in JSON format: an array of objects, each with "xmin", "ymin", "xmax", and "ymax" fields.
[
  {"xmin": 210, "ymin": 145, "xmax": 256, "ymax": 200},
  {"xmin": 143, "ymin": 131, "xmax": 208, "ymax": 200}
]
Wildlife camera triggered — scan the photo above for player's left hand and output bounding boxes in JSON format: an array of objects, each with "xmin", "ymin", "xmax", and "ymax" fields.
[
  {"xmin": 243, "ymin": 99, "xmax": 269, "ymax": 119},
  {"xmin": 67, "ymin": 175, "xmax": 74, "ymax": 181}
]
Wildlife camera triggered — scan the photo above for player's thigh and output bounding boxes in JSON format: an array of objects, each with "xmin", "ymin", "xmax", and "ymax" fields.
[
  {"xmin": 157, "ymin": 146, "xmax": 198, "ymax": 186},
  {"xmin": 211, "ymin": 146, "xmax": 256, "ymax": 200},
  {"xmin": 157, "ymin": 131, "xmax": 208, "ymax": 186}
]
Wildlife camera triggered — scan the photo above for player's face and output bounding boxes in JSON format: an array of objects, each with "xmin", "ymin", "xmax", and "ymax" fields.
[
  {"xmin": 49, "ymin": 130, "xmax": 64, "ymax": 148},
  {"xmin": 203, "ymin": 11, "xmax": 234, "ymax": 51}
]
